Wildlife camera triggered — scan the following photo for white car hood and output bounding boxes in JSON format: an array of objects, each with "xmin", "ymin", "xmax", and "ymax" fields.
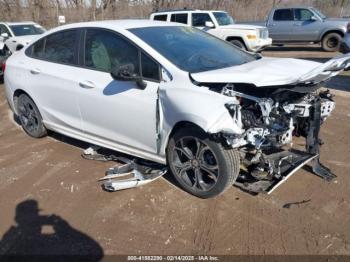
[
  {"xmin": 218, "ymin": 24, "xmax": 265, "ymax": 30},
  {"xmin": 191, "ymin": 55, "xmax": 350, "ymax": 87}
]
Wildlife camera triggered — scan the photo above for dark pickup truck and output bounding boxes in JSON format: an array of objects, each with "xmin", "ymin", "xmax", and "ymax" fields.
[{"xmin": 245, "ymin": 6, "xmax": 350, "ymax": 52}]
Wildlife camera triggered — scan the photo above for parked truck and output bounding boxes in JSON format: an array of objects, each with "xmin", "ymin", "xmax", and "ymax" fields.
[
  {"xmin": 244, "ymin": 6, "xmax": 350, "ymax": 52},
  {"xmin": 150, "ymin": 9, "xmax": 272, "ymax": 52}
]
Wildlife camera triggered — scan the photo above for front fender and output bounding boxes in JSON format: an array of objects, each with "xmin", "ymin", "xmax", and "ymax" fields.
[{"xmin": 158, "ymin": 84, "xmax": 244, "ymax": 155}]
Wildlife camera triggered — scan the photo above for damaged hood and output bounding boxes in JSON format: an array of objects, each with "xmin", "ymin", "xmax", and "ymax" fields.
[{"xmin": 191, "ymin": 54, "xmax": 350, "ymax": 87}]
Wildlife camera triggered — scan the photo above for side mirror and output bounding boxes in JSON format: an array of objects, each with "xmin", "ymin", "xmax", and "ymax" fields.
[
  {"xmin": 16, "ymin": 44, "xmax": 24, "ymax": 51},
  {"xmin": 1, "ymin": 32, "xmax": 9, "ymax": 39},
  {"xmin": 110, "ymin": 63, "xmax": 147, "ymax": 89},
  {"xmin": 205, "ymin": 21, "xmax": 215, "ymax": 28},
  {"xmin": 310, "ymin": 16, "xmax": 318, "ymax": 21}
]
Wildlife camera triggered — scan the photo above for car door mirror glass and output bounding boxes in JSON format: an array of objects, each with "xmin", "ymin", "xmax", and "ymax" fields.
[
  {"xmin": 205, "ymin": 21, "xmax": 215, "ymax": 28},
  {"xmin": 1, "ymin": 32, "xmax": 9, "ymax": 39},
  {"xmin": 111, "ymin": 63, "xmax": 147, "ymax": 89}
]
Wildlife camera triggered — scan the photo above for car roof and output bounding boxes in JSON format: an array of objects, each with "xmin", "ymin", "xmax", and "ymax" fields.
[
  {"xmin": 152, "ymin": 9, "xmax": 227, "ymax": 14},
  {"xmin": 2, "ymin": 21, "xmax": 38, "ymax": 26},
  {"xmin": 52, "ymin": 19, "xmax": 184, "ymax": 31},
  {"xmin": 273, "ymin": 6, "xmax": 314, "ymax": 10}
]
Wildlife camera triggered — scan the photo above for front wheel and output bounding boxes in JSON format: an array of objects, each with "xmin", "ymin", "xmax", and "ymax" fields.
[
  {"xmin": 229, "ymin": 39, "xmax": 247, "ymax": 50},
  {"xmin": 322, "ymin": 33, "xmax": 342, "ymax": 52},
  {"xmin": 167, "ymin": 127, "xmax": 240, "ymax": 198}
]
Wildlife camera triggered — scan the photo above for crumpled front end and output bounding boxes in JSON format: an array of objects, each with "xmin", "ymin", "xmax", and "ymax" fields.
[
  {"xmin": 200, "ymin": 82, "xmax": 336, "ymax": 194},
  {"xmin": 189, "ymin": 55, "xmax": 350, "ymax": 194}
]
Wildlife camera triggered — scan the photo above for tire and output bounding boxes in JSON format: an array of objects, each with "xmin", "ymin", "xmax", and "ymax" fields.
[
  {"xmin": 322, "ymin": 32, "xmax": 342, "ymax": 52},
  {"xmin": 229, "ymin": 39, "xmax": 247, "ymax": 50},
  {"xmin": 17, "ymin": 94, "xmax": 47, "ymax": 138},
  {"xmin": 167, "ymin": 127, "xmax": 240, "ymax": 198}
]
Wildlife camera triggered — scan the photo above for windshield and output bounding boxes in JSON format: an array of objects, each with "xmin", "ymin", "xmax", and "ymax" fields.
[
  {"xmin": 213, "ymin": 12, "xmax": 235, "ymax": 25},
  {"xmin": 311, "ymin": 8, "xmax": 327, "ymax": 19},
  {"xmin": 10, "ymin": 24, "xmax": 45, "ymax": 36},
  {"xmin": 129, "ymin": 26, "xmax": 255, "ymax": 73}
]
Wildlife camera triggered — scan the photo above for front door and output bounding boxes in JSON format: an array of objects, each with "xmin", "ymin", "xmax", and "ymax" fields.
[
  {"xmin": 292, "ymin": 8, "xmax": 322, "ymax": 42},
  {"xmin": 77, "ymin": 29, "xmax": 161, "ymax": 154}
]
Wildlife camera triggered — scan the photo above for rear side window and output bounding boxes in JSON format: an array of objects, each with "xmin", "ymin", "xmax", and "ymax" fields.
[
  {"xmin": 192, "ymin": 13, "xmax": 213, "ymax": 27},
  {"xmin": 170, "ymin": 13, "xmax": 188, "ymax": 24},
  {"xmin": 32, "ymin": 38, "xmax": 45, "ymax": 58},
  {"xmin": 273, "ymin": 9, "xmax": 294, "ymax": 21},
  {"xmin": 84, "ymin": 29, "xmax": 140, "ymax": 73},
  {"xmin": 27, "ymin": 30, "xmax": 78, "ymax": 65},
  {"xmin": 153, "ymin": 14, "xmax": 167, "ymax": 21}
]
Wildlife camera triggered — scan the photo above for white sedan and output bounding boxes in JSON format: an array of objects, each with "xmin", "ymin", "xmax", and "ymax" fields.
[{"xmin": 4, "ymin": 20, "xmax": 350, "ymax": 198}]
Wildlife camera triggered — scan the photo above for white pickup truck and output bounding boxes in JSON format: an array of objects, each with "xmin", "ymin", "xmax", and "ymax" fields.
[{"xmin": 150, "ymin": 9, "xmax": 272, "ymax": 52}]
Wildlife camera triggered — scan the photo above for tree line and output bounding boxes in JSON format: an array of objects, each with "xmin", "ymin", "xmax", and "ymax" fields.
[{"xmin": 0, "ymin": 0, "xmax": 349, "ymax": 28}]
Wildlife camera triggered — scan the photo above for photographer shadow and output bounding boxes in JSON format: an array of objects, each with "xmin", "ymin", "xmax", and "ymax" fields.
[{"xmin": 0, "ymin": 200, "xmax": 104, "ymax": 261}]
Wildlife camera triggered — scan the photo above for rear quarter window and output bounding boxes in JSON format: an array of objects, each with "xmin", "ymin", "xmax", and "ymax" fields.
[
  {"xmin": 26, "ymin": 29, "xmax": 79, "ymax": 65},
  {"xmin": 170, "ymin": 13, "xmax": 188, "ymax": 24},
  {"xmin": 153, "ymin": 14, "xmax": 167, "ymax": 21}
]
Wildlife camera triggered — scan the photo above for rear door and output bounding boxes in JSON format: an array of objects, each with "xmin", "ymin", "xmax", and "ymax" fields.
[
  {"xmin": 267, "ymin": 9, "xmax": 295, "ymax": 41},
  {"xmin": 24, "ymin": 29, "xmax": 83, "ymax": 132},
  {"xmin": 77, "ymin": 28, "xmax": 160, "ymax": 154},
  {"xmin": 292, "ymin": 8, "xmax": 322, "ymax": 41}
]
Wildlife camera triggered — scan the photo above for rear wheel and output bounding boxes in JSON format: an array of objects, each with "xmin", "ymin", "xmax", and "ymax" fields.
[
  {"xmin": 17, "ymin": 94, "xmax": 47, "ymax": 138},
  {"xmin": 322, "ymin": 32, "xmax": 342, "ymax": 52},
  {"xmin": 229, "ymin": 39, "xmax": 247, "ymax": 50},
  {"xmin": 167, "ymin": 127, "xmax": 240, "ymax": 198}
]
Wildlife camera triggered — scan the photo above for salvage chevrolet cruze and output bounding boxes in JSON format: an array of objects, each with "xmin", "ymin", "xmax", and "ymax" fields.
[{"xmin": 4, "ymin": 20, "xmax": 350, "ymax": 198}]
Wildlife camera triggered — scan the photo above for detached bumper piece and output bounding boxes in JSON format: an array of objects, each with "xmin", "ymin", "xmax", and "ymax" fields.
[
  {"xmin": 82, "ymin": 146, "xmax": 167, "ymax": 192},
  {"xmin": 234, "ymin": 151, "xmax": 318, "ymax": 195}
]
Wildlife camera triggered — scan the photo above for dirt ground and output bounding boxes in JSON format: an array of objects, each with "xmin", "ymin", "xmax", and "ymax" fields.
[{"xmin": 0, "ymin": 46, "xmax": 350, "ymax": 258}]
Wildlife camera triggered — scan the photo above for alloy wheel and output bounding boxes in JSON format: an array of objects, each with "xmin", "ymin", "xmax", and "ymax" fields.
[
  {"xmin": 18, "ymin": 96, "xmax": 40, "ymax": 134},
  {"xmin": 172, "ymin": 136, "xmax": 219, "ymax": 191}
]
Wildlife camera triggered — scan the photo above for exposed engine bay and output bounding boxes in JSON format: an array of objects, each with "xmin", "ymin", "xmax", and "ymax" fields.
[{"xmin": 206, "ymin": 82, "xmax": 336, "ymax": 194}]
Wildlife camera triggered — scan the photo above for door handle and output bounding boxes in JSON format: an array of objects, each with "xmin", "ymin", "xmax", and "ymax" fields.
[
  {"xmin": 30, "ymin": 68, "xmax": 41, "ymax": 75},
  {"xmin": 79, "ymin": 80, "xmax": 95, "ymax": 89}
]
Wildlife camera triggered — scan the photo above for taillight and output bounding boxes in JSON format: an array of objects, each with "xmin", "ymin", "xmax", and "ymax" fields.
[
  {"xmin": 347, "ymin": 22, "xmax": 350, "ymax": 33},
  {"xmin": 1, "ymin": 62, "xmax": 5, "ymax": 73}
]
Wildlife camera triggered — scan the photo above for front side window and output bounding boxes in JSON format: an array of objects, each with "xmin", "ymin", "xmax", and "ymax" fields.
[
  {"xmin": 27, "ymin": 30, "xmax": 78, "ymax": 65},
  {"xmin": 192, "ymin": 13, "xmax": 213, "ymax": 27},
  {"xmin": 10, "ymin": 24, "xmax": 45, "ymax": 36},
  {"xmin": 84, "ymin": 29, "xmax": 139, "ymax": 73},
  {"xmin": 130, "ymin": 26, "xmax": 255, "ymax": 73},
  {"xmin": 273, "ymin": 9, "xmax": 294, "ymax": 21},
  {"xmin": 311, "ymin": 8, "xmax": 326, "ymax": 19},
  {"xmin": 141, "ymin": 52, "xmax": 160, "ymax": 81},
  {"xmin": 154, "ymin": 14, "xmax": 167, "ymax": 21},
  {"xmin": 294, "ymin": 9, "xmax": 314, "ymax": 21},
  {"xmin": 170, "ymin": 13, "xmax": 188, "ymax": 24},
  {"xmin": 213, "ymin": 12, "xmax": 234, "ymax": 26}
]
